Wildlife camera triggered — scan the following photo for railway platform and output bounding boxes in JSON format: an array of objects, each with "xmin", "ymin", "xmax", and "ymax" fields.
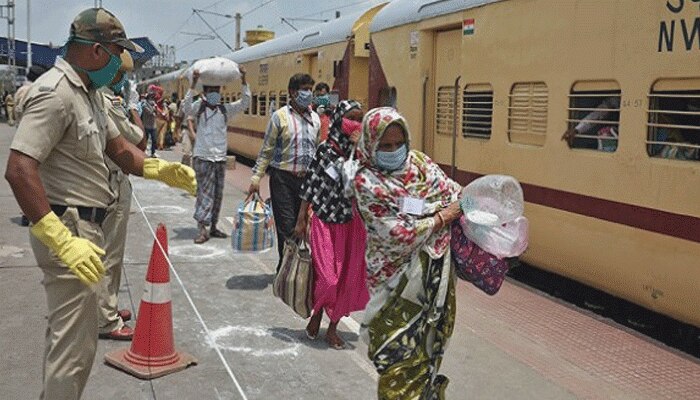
[{"xmin": 1, "ymin": 123, "xmax": 699, "ymax": 399}]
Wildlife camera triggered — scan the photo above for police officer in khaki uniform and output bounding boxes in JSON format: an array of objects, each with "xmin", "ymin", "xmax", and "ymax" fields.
[
  {"xmin": 4, "ymin": 8, "xmax": 197, "ymax": 399},
  {"xmin": 96, "ymin": 51, "xmax": 147, "ymax": 341}
]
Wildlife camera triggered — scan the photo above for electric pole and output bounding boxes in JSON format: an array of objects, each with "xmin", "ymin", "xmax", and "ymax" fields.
[
  {"xmin": 0, "ymin": 1, "xmax": 16, "ymax": 71},
  {"xmin": 235, "ymin": 12, "xmax": 241, "ymax": 50},
  {"xmin": 26, "ymin": 0, "xmax": 30, "ymax": 68}
]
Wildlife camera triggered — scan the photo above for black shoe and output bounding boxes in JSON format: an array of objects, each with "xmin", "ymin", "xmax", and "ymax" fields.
[
  {"xmin": 20, "ymin": 215, "xmax": 29, "ymax": 226},
  {"xmin": 210, "ymin": 228, "xmax": 228, "ymax": 239}
]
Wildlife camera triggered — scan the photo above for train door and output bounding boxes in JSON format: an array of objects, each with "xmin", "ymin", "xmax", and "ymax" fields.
[
  {"xmin": 308, "ymin": 53, "xmax": 320, "ymax": 82},
  {"xmin": 431, "ymin": 28, "xmax": 462, "ymax": 173}
]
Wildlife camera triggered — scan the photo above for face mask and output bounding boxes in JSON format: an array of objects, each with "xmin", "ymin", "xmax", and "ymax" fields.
[
  {"xmin": 315, "ymin": 94, "xmax": 330, "ymax": 107},
  {"xmin": 376, "ymin": 144, "xmax": 408, "ymax": 172},
  {"xmin": 205, "ymin": 92, "xmax": 221, "ymax": 105},
  {"xmin": 110, "ymin": 74, "xmax": 127, "ymax": 94},
  {"xmin": 295, "ymin": 90, "xmax": 313, "ymax": 109},
  {"xmin": 70, "ymin": 39, "xmax": 123, "ymax": 88},
  {"xmin": 341, "ymin": 118, "xmax": 362, "ymax": 136}
]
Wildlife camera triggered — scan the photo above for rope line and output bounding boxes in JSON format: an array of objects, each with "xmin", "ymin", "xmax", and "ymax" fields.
[{"xmin": 131, "ymin": 186, "xmax": 249, "ymax": 400}]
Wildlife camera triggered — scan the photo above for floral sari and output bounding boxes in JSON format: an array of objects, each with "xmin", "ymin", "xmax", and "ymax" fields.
[{"xmin": 353, "ymin": 107, "xmax": 461, "ymax": 399}]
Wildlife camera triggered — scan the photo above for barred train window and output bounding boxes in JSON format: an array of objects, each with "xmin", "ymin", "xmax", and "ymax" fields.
[
  {"xmin": 251, "ymin": 93, "xmax": 258, "ymax": 115},
  {"xmin": 259, "ymin": 93, "xmax": 267, "ymax": 116},
  {"xmin": 279, "ymin": 91, "xmax": 288, "ymax": 108},
  {"xmin": 436, "ymin": 86, "xmax": 457, "ymax": 136},
  {"xmin": 567, "ymin": 81, "xmax": 621, "ymax": 152},
  {"xmin": 269, "ymin": 92, "xmax": 277, "ymax": 113},
  {"xmin": 508, "ymin": 82, "xmax": 548, "ymax": 146},
  {"xmin": 647, "ymin": 79, "xmax": 700, "ymax": 162},
  {"xmin": 462, "ymin": 84, "xmax": 493, "ymax": 139}
]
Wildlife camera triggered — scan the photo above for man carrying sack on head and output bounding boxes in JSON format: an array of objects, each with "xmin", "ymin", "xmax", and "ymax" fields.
[
  {"xmin": 182, "ymin": 65, "xmax": 250, "ymax": 244},
  {"xmin": 4, "ymin": 8, "xmax": 196, "ymax": 399}
]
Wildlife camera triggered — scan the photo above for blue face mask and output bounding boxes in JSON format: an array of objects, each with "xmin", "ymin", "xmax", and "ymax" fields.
[
  {"xmin": 206, "ymin": 92, "xmax": 221, "ymax": 105},
  {"xmin": 70, "ymin": 39, "xmax": 123, "ymax": 88},
  {"xmin": 295, "ymin": 90, "xmax": 313, "ymax": 109},
  {"xmin": 110, "ymin": 74, "xmax": 127, "ymax": 94},
  {"xmin": 376, "ymin": 144, "xmax": 408, "ymax": 172}
]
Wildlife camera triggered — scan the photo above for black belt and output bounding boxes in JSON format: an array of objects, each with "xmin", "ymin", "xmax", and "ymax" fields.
[{"xmin": 50, "ymin": 205, "xmax": 107, "ymax": 225}]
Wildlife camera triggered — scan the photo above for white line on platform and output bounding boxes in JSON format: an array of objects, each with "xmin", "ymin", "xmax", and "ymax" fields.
[
  {"xmin": 222, "ymin": 217, "xmax": 377, "ymax": 378},
  {"xmin": 131, "ymin": 190, "xmax": 249, "ymax": 400}
]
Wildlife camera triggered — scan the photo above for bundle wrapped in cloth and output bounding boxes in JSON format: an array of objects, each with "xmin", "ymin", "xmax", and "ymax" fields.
[{"xmin": 187, "ymin": 57, "xmax": 240, "ymax": 88}]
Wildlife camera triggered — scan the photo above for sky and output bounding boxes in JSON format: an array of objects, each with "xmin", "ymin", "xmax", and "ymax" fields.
[{"xmin": 11, "ymin": 0, "xmax": 387, "ymax": 63}]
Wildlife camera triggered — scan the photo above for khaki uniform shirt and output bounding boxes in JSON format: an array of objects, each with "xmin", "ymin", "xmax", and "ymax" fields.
[
  {"xmin": 13, "ymin": 83, "xmax": 31, "ymax": 121},
  {"xmin": 10, "ymin": 58, "xmax": 120, "ymax": 208},
  {"xmin": 101, "ymin": 92, "xmax": 144, "ymax": 190}
]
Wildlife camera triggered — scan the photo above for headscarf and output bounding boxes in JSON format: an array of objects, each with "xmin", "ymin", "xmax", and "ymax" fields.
[
  {"xmin": 299, "ymin": 100, "xmax": 363, "ymax": 224},
  {"xmin": 353, "ymin": 107, "xmax": 461, "ymax": 291}
]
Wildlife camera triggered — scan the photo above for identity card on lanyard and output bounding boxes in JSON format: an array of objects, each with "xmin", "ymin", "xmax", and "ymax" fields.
[{"xmin": 400, "ymin": 197, "xmax": 425, "ymax": 216}]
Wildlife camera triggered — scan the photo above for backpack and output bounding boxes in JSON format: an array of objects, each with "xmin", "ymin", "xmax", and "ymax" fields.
[{"xmin": 196, "ymin": 100, "xmax": 227, "ymax": 126}]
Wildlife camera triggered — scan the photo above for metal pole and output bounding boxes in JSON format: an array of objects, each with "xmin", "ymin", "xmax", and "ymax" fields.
[
  {"xmin": 451, "ymin": 76, "xmax": 461, "ymax": 180},
  {"xmin": 26, "ymin": 0, "xmax": 30, "ymax": 68},
  {"xmin": 234, "ymin": 12, "xmax": 241, "ymax": 50}
]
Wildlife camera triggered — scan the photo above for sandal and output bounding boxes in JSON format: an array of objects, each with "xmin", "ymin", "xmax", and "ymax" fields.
[
  {"xmin": 326, "ymin": 335, "xmax": 346, "ymax": 350},
  {"xmin": 210, "ymin": 228, "xmax": 228, "ymax": 239}
]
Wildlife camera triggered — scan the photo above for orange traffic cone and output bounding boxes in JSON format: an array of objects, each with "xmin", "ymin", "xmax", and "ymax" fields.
[{"xmin": 105, "ymin": 224, "xmax": 197, "ymax": 379}]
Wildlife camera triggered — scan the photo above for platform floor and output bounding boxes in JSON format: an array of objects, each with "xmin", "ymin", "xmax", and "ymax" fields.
[{"xmin": 1, "ymin": 123, "xmax": 699, "ymax": 399}]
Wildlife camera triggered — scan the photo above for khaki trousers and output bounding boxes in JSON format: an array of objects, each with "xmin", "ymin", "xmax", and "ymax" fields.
[
  {"xmin": 97, "ymin": 173, "xmax": 131, "ymax": 333},
  {"xmin": 6, "ymin": 104, "xmax": 14, "ymax": 126},
  {"xmin": 29, "ymin": 207, "xmax": 104, "ymax": 400}
]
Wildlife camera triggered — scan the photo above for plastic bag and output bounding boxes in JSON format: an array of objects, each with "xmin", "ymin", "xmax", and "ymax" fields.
[
  {"xmin": 460, "ymin": 175, "xmax": 524, "ymax": 226},
  {"xmin": 459, "ymin": 215, "xmax": 528, "ymax": 259},
  {"xmin": 187, "ymin": 57, "xmax": 240, "ymax": 88}
]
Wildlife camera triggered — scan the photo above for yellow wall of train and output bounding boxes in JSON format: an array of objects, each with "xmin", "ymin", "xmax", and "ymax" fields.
[{"xmin": 372, "ymin": 0, "xmax": 700, "ymax": 326}]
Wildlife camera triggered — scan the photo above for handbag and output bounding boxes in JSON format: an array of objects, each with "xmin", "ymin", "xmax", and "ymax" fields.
[
  {"xmin": 231, "ymin": 194, "xmax": 274, "ymax": 253},
  {"xmin": 450, "ymin": 220, "xmax": 510, "ymax": 295},
  {"xmin": 273, "ymin": 239, "xmax": 314, "ymax": 318}
]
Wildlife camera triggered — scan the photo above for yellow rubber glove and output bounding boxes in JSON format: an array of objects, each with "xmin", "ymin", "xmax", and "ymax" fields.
[
  {"xmin": 30, "ymin": 212, "xmax": 106, "ymax": 285},
  {"xmin": 143, "ymin": 158, "xmax": 197, "ymax": 196}
]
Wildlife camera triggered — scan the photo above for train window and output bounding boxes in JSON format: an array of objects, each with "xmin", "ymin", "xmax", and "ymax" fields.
[
  {"xmin": 462, "ymin": 84, "xmax": 493, "ymax": 139},
  {"xmin": 269, "ymin": 92, "xmax": 277, "ymax": 113},
  {"xmin": 259, "ymin": 93, "xmax": 267, "ymax": 116},
  {"xmin": 647, "ymin": 79, "xmax": 700, "ymax": 161},
  {"xmin": 436, "ymin": 86, "xmax": 457, "ymax": 136},
  {"xmin": 508, "ymin": 82, "xmax": 548, "ymax": 146},
  {"xmin": 566, "ymin": 81, "xmax": 621, "ymax": 152},
  {"xmin": 251, "ymin": 93, "xmax": 258, "ymax": 115},
  {"xmin": 279, "ymin": 91, "xmax": 288, "ymax": 108}
]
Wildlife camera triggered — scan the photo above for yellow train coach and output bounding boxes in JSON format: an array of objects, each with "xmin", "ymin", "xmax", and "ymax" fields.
[
  {"xmin": 146, "ymin": 0, "xmax": 700, "ymax": 330},
  {"xmin": 219, "ymin": 3, "xmax": 387, "ymax": 159},
  {"xmin": 367, "ymin": 0, "xmax": 700, "ymax": 328}
]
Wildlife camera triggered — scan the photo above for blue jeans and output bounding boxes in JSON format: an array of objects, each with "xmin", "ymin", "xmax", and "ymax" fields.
[{"xmin": 145, "ymin": 128, "xmax": 157, "ymax": 156}]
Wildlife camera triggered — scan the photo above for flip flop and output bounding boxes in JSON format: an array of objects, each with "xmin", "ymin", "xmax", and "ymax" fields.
[{"xmin": 305, "ymin": 328, "xmax": 317, "ymax": 341}]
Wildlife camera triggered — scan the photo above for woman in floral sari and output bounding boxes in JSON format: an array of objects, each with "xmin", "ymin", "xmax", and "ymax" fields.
[{"xmin": 353, "ymin": 107, "xmax": 462, "ymax": 399}]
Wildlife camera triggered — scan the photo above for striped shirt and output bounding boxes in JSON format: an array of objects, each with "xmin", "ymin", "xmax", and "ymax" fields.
[{"xmin": 251, "ymin": 105, "xmax": 320, "ymax": 184}]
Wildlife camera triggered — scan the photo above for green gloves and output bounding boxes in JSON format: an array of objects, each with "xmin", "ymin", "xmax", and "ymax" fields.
[
  {"xmin": 31, "ymin": 212, "xmax": 106, "ymax": 285},
  {"xmin": 143, "ymin": 158, "xmax": 197, "ymax": 196}
]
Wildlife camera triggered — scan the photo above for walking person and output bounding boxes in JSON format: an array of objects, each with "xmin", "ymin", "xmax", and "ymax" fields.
[
  {"xmin": 293, "ymin": 100, "xmax": 369, "ymax": 349},
  {"xmin": 141, "ymin": 88, "xmax": 158, "ymax": 157},
  {"xmin": 248, "ymin": 73, "xmax": 320, "ymax": 271},
  {"xmin": 97, "ymin": 51, "xmax": 147, "ymax": 341},
  {"xmin": 182, "ymin": 67, "xmax": 250, "ymax": 244},
  {"xmin": 353, "ymin": 107, "xmax": 463, "ymax": 399},
  {"xmin": 5, "ymin": 90, "xmax": 15, "ymax": 126},
  {"xmin": 4, "ymin": 8, "xmax": 196, "ymax": 399}
]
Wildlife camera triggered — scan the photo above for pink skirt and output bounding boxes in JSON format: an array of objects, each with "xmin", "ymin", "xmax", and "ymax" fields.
[{"xmin": 309, "ymin": 209, "xmax": 369, "ymax": 322}]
